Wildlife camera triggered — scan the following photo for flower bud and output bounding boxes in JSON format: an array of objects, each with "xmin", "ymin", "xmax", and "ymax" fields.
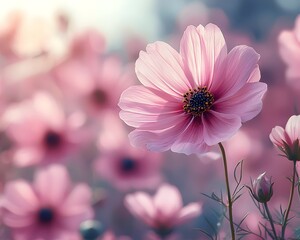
[
  {"xmin": 251, "ymin": 172, "xmax": 274, "ymax": 203},
  {"xmin": 80, "ymin": 220, "xmax": 103, "ymax": 240}
]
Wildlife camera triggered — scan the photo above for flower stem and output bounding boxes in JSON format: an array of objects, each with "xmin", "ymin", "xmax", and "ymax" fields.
[
  {"xmin": 281, "ymin": 160, "xmax": 296, "ymax": 239},
  {"xmin": 218, "ymin": 142, "xmax": 235, "ymax": 240},
  {"xmin": 263, "ymin": 202, "xmax": 277, "ymax": 239}
]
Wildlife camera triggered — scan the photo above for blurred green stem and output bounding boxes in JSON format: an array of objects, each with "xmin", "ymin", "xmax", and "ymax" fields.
[
  {"xmin": 264, "ymin": 202, "xmax": 277, "ymax": 239},
  {"xmin": 218, "ymin": 142, "xmax": 235, "ymax": 240},
  {"xmin": 281, "ymin": 160, "xmax": 296, "ymax": 239}
]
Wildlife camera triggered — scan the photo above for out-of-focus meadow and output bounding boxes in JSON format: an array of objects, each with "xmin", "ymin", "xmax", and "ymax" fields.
[{"xmin": 0, "ymin": 0, "xmax": 300, "ymax": 239}]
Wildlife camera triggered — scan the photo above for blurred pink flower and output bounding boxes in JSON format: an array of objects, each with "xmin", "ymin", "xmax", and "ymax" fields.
[
  {"xmin": 54, "ymin": 54, "xmax": 134, "ymax": 115},
  {"xmin": 1, "ymin": 164, "xmax": 93, "ymax": 240},
  {"xmin": 94, "ymin": 145, "xmax": 162, "ymax": 191},
  {"xmin": 278, "ymin": 15, "xmax": 300, "ymax": 81},
  {"xmin": 119, "ymin": 23, "xmax": 267, "ymax": 155},
  {"xmin": 95, "ymin": 112, "xmax": 162, "ymax": 191},
  {"xmin": 124, "ymin": 184, "xmax": 202, "ymax": 234},
  {"xmin": 270, "ymin": 115, "xmax": 300, "ymax": 161},
  {"xmin": 3, "ymin": 92, "xmax": 84, "ymax": 166}
]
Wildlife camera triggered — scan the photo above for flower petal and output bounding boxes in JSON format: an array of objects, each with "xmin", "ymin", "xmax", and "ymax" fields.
[
  {"xmin": 171, "ymin": 119, "xmax": 210, "ymax": 155},
  {"xmin": 202, "ymin": 111, "xmax": 241, "ymax": 145},
  {"xmin": 269, "ymin": 126, "xmax": 286, "ymax": 147},
  {"xmin": 153, "ymin": 184, "xmax": 183, "ymax": 225},
  {"xmin": 14, "ymin": 148, "xmax": 43, "ymax": 167},
  {"xmin": 2, "ymin": 211, "xmax": 36, "ymax": 228},
  {"xmin": 2, "ymin": 180, "xmax": 38, "ymax": 214},
  {"xmin": 34, "ymin": 165, "xmax": 71, "ymax": 205},
  {"xmin": 214, "ymin": 82, "xmax": 267, "ymax": 122},
  {"xmin": 60, "ymin": 184, "xmax": 92, "ymax": 216},
  {"xmin": 180, "ymin": 24, "xmax": 227, "ymax": 88},
  {"xmin": 128, "ymin": 117, "xmax": 189, "ymax": 152},
  {"xmin": 248, "ymin": 65, "xmax": 261, "ymax": 83},
  {"xmin": 175, "ymin": 202, "xmax": 202, "ymax": 225},
  {"xmin": 211, "ymin": 45, "xmax": 260, "ymax": 99},
  {"xmin": 124, "ymin": 192, "xmax": 155, "ymax": 227},
  {"xmin": 285, "ymin": 115, "xmax": 300, "ymax": 143},
  {"xmin": 119, "ymin": 86, "xmax": 183, "ymax": 129},
  {"xmin": 136, "ymin": 41, "xmax": 190, "ymax": 96}
]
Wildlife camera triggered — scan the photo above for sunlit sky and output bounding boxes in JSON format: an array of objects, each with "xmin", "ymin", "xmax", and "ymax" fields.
[{"xmin": 0, "ymin": 0, "xmax": 162, "ymax": 49}]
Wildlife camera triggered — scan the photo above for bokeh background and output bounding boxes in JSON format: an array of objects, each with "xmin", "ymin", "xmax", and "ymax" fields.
[{"xmin": 0, "ymin": 0, "xmax": 300, "ymax": 239}]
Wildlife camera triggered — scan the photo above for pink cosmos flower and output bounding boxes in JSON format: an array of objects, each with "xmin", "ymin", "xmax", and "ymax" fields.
[
  {"xmin": 54, "ymin": 54, "xmax": 134, "ymax": 116},
  {"xmin": 119, "ymin": 23, "xmax": 267, "ymax": 155},
  {"xmin": 94, "ymin": 112, "xmax": 162, "ymax": 191},
  {"xmin": 124, "ymin": 184, "xmax": 202, "ymax": 234},
  {"xmin": 3, "ymin": 92, "xmax": 84, "ymax": 166},
  {"xmin": 1, "ymin": 164, "xmax": 93, "ymax": 240},
  {"xmin": 270, "ymin": 115, "xmax": 300, "ymax": 161},
  {"xmin": 94, "ymin": 113, "xmax": 162, "ymax": 190},
  {"xmin": 278, "ymin": 16, "xmax": 300, "ymax": 81},
  {"xmin": 94, "ymin": 145, "xmax": 162, "ymax": 191}
]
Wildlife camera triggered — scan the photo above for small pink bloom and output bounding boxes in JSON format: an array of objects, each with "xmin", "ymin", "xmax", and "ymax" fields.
[
  {"xmin": 270, "ymin": 115, "xmax": 300, "ymax": 161},
  {"xmin": 55, "ymin": 55, "xmax": 134, "ymax": 115},
  {"xmin": 94, "ymin": 113, "xmax": 162, "ymax": 191},
  {"xmin": 94, "ymin": 145, "xmax": 162, "ymax": 191},
  {"xmin": 124, "ymin": 184, "xmax": 202, "ymax": 233},
  {"xmin": 1, "ymin": 164, "xmax": 93, "ymax": 240},
  {"xmin": 119, "ymin": 23, "xmax": 267, "ymax": 155},
  {"xmin": 3, "ymin": 92, "xmax": 84, "ymax": 166},
  {"xmin": 250, "ymin": 172, "xmax": 274, "ymax": 203},
  {"xmin": 278, "ymin": 16, "xmax": 300, "ymax": 81}
]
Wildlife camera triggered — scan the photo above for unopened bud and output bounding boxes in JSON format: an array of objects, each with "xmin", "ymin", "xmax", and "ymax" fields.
[{"xmin": 251, "ymin": 172, "xmax": 274, "ymax": 203}]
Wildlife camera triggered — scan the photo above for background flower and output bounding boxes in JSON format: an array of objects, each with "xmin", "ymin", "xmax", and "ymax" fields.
[{"xmin": 1, "ymin": 164, "xmax": 93, "ymax": 240}]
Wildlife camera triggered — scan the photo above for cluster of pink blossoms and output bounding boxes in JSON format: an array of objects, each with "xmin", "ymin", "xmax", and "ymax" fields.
[{"xmin": 0, "ymin": 3, "xmax": 300, "ymax": 240}]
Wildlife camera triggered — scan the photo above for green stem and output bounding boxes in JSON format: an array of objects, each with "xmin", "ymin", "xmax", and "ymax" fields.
[
  {"xmin": 218, "ymin": 142, "xmax": 235, "ymax": 240},
  {"xmin": 264, "ymin": 202, "xmax": 277, "ymax": 239},
  {"xmin": 281, "ymin": 160, "xmax": 296, "ymax": 239}
]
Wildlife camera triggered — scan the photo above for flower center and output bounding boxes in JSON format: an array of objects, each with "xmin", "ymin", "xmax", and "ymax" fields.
[
  {"xmin": 37, "ymin": 207, "xmax": 54, "ymax": 224},
  {"xmin": 43, "ymin": 130, "xmax": 62, "ymax": 149},
  {"xmin": 120, "ymin": 157, "xmax": 136, "ymax": 172},
  {"xmin": 183, "ymin": 87, "xmax": 214, "ymax": 116},
  {"xmin": 91, "ymin": 89, "xmax": 107, "ymax": 106}
]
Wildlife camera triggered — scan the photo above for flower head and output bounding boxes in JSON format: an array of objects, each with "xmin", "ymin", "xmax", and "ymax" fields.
[
  {"xmin": 124, "ymin": 184, "xmax": 202, "ymax": 234},
  {"xmin": 3, "ymin": 92, "xmax": 84, "ymax": 166},
  {"xmin": 270, "ymin": 115, "xmax": 300, "ymax": 161},
  {"xmin": 54, "ymin": 53, "xmax": 134, "ymax": 116},
  {"xmin": 94, "ymin": 147, "xmax": 162, "ymax": 191},
  {"xmin": 119, "ymin": 23, "xmax": 267, "ymax": 155},
  {"xmin": 250, "ymin": 172, "xmax": 273, "ymax": 203},
  {"xmin": 94, "ymin": 113, "xmax": 162, "ymax": 191},
  {"xmin": 1, "ymin": 164, "xmax": 93, "ymax": 240}
]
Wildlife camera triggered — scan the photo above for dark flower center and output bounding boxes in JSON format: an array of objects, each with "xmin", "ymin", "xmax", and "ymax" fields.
[
  {"xmin": 183, "ymin": 86, "xmax": 214, "ymax": 116},
  {"xmin": 120, "ymin": 157, "xmax": 136, "ymax": 172},
  {"xmin": 91, "ymin": 88, "xmax": 107, "ymax": 106},
  {"xmin": 43, "ymin": 131, "xmax": 62, "ymax": 149},
  {"xmin": 37, "ymin": 207, "xmax": 54, "ymax": 224}
]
